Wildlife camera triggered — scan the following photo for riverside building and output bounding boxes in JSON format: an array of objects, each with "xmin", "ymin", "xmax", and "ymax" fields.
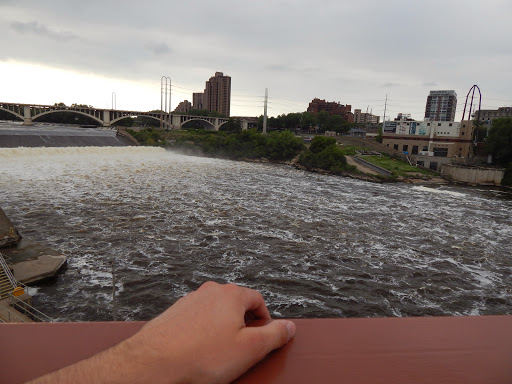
[{"xmin": 382, "ymin": 116, "xmax": 475, "ymax": 171}]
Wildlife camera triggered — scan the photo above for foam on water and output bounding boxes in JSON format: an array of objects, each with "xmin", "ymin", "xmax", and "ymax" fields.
[{"xmin": 1, "ymin": 147, "xmax": 511, "ymax": 321}]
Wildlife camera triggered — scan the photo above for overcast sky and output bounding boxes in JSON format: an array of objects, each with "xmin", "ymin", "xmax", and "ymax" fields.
[{"xmin": 1, "ymin": 0, "xmax": 511, "ymax": 120}]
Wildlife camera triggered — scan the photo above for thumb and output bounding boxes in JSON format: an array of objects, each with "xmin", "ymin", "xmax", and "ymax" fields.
[{"xmin": 242, "ymin": 320, "xmax": 296, "ymax": 359}]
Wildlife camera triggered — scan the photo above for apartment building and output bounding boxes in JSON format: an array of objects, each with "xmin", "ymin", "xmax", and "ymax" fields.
[
  {"xmin": 192, "ymin": 93, "xmax": 204, "ymax": 110},
  {"xmin": 192, "ymin": 72, "xmax": 231, "ymax": 117},
  {"xmin": 307, "ymin": 98, "xmax": 353, "ymax": 122},
  {"xmin": 174, "ymin": 100, "xmax": 192, "ymax": 113},
  {"xmin": 473, "ymin": 107, "xmax": 512, "ymax": 124},
  {"xmin": 424, "ymin": 90, "xmax": 457, "ymax": 122},
  {"xmin": 353, "ymin": 109, "xmax": 380, "ymax": 124},
  {"xmin": 204, "ymin": 72, "xmax": 231, "ymax": 117}
]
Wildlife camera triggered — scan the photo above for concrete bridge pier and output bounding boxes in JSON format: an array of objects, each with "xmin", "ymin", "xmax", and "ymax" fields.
[
  {"xmin": 22, "ymin": 106, "xmax": 33, "ymax": 126},
  {"xmin": 171, "ymin": 114, "xmax": 181, "ymax": 130},
  {"xmin": 103, "ymin": 110, "xmax": 111, "ymax": 127}
]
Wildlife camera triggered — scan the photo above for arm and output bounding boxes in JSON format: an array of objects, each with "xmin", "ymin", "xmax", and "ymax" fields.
[{"xmin": 29, "ymin": 281, "xmax": 296, "ymax": 384}]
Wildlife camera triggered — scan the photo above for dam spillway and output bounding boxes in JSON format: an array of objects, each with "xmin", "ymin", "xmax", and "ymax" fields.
[{"xmin": 0, "ymin": 122, "xmax": 136, "ymax": 148}]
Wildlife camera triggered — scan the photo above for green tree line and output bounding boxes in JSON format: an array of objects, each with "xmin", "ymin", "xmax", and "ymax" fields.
[
  {"xmin": 485, "ymin": 117, "xmax": 512, "ymax": 186},
  {"xmin": 256, "ymin": 111, "xmax": 355, "ymax": 134}
]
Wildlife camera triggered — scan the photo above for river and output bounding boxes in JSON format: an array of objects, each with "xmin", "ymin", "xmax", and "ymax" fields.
[{"xmin": 1, "ymin": 146, "xmax": 511, "ymax": 321}]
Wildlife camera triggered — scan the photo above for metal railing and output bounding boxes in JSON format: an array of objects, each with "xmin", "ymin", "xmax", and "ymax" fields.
[
  {"xmin": 8, "ymin": 291, "xmax": 53, "ymax": 322},
  {"xmin": 0, "ymin": 252, "xmax": 17, "ymax": 288}
]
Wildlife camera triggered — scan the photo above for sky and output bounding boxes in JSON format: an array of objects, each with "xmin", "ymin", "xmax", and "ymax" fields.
[{"xmin": 1, "ymin": 0, "xmax": 511, "ymax": 121}]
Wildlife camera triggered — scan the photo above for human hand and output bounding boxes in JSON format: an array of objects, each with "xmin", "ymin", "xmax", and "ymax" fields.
[
  {"xmin": 29, "ymin": 281, "xmax": 295, "ymax": 384},
  {"xmin": 123, "ymin": 281, "xmax": 296, "ymax": 383}
]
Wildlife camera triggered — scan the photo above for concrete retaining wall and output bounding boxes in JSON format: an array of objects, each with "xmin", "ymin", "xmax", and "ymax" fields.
[
  {"xmin": 441, "ymin": 164, "xmax": 505, "ymax": 185},
  {"xmin": 354, "ymin": 156, "xmax": 393, "ymax": 176}
]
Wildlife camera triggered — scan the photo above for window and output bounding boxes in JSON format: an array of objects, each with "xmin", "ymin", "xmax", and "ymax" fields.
[
  {"xmin": 429, "ymin": 162, "xmax": 438, "ymax": 171},
  {"xmin": 393, "ymin": 144, "xmax": 399, "ymax": 150},
  {"xmin": 422, "ymin": 146, "xmax": 428, "ymax": 151},
  {"xmin": 433, "ymin": 147, "xmax": 448, "ymax": 157},
  {"xmin": 412, "ymin": 145, "xmax": 419, "ymax": 154}
]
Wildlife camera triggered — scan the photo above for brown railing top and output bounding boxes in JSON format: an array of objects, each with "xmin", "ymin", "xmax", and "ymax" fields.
[{"xmin": 1, "ymin": 316, "xmax": 512, "ymax": 383}]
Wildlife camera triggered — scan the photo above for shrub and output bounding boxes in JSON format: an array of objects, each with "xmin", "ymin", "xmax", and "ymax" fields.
[
  {"xmin": 502, "ymin": 162, "xmax": 512, "ymax": 186},
  {"xmin": 299, "ymin": 136, "xmax": 351, "ymax": 174}
]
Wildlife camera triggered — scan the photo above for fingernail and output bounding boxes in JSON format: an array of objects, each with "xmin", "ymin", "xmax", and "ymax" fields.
[{"xmin": 285, "ymin": 321, "xmax": 296, "ymax": 341}]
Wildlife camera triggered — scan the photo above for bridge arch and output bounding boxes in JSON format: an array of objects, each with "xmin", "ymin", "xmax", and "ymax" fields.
[
  {"xmin": 0, "ymin": 107, "xmax": 24, "ymax": 121},
  {"xmin": 180, "ymin": 117, "xmax": 216, "ymax": 130},
  {"xmin": 32, "ymin": 110, "xmax": 103, "ymax": 125},
  {"xmin": 109, "ymin": 114, "xmax": 162, "ymax": 126}
]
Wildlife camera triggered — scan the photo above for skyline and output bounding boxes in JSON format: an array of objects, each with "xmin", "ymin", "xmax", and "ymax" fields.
[{"xmin": 1, "ymin": 0, "xmax": 511, "ymax": 122}]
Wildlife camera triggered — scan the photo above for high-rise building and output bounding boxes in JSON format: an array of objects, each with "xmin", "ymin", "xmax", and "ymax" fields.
[
  {"xmin": 424, "ymin": 90, "xmax": 457, "ymax": 122},
  {"xmin": 192, "ymin": 93, "xmax": 204, "ymax": 110},
  {"xmin": 203, "ymin": 72, "xmax": 231, "ymax": 117}
]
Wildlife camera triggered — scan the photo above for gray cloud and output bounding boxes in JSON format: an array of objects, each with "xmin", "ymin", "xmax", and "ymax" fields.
[
  {"xmin": 145, "ymin": 42, "xmax": 172, "ymax": 56},
  {"xmin": 10, "ymin": 21, "xmax": 78, "ymax": 42},
  {"xmin": 381, "ymin": 83, "xmax": 401, "ymax": 88},
  {"xmin": 1, "ymin": 0, "xmax": 511, "ymax": 119}
]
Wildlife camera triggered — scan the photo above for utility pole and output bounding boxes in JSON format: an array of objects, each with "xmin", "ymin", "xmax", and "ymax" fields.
[
  {"xmin": 263, "ymin": 88, "xmax": 268, "ymax": 134},
  {"xmin": 382, "ymin": 94, "xmax": 388, "ymax": 132},
  {"xmin": 161, "ymin": 76, "xmax": 171, "ymax": 129}
]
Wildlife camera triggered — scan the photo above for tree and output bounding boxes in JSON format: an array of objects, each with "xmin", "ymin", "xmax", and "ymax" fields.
[
  {"xmin": 219, "ymin": 118, "xmax": 242, "ymax": 133},
  {"xmin": 376, "ymin": 125, "xmax": 383, "ymax": 143},
  {"xmin": 299, "ymin": 136, "xmax": 351, "ymax": 174},
  {"xmin": 485, "ymin": 118, "xmax": 512, "ymax": 165},
  {"xmin": 300, "ymin": 112, "xmax": 316, "ymax": 132},
  {"xmin": 309, "ymin": 136, "xmax": 336, "ymax": 154}
]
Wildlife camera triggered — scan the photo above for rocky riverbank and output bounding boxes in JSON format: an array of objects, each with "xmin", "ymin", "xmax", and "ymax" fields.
[{"xmin": 0, "ymin": 207, "xmax": 67, "ymax": 285}]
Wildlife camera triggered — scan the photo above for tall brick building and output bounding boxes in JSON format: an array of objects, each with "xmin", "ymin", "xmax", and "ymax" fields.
[
  {"xmin": 193, "ymin": 72, "xmax": 231, "ymax": 117},
  {"xmin": 204, "ymin": 72, "xmax": 231, "ymax": 117}
]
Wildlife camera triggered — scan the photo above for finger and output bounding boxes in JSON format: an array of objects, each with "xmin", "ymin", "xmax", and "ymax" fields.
[
  {"xmin": 236, "ymin": 286, "xmax": 271, "ymax": 320},
  {"xmin": 240, "ymin": 320, "xmax": 296, "ymax": 361}
]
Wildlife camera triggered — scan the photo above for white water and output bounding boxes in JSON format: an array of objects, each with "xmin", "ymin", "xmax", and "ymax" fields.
[{"xmin": 1, "ymin": 147, "xmax": 511, "ymax": 321}]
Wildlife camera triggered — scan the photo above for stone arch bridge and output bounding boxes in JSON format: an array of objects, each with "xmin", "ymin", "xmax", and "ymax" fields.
[{"xmin": 0, "ymin": 102, "xmax": 254, "ymax": 131}]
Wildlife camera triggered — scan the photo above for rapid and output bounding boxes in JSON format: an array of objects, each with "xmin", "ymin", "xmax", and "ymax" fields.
[{"xmin": 1, "ymin": 146, "xmax": 511, "ymax": 321}]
